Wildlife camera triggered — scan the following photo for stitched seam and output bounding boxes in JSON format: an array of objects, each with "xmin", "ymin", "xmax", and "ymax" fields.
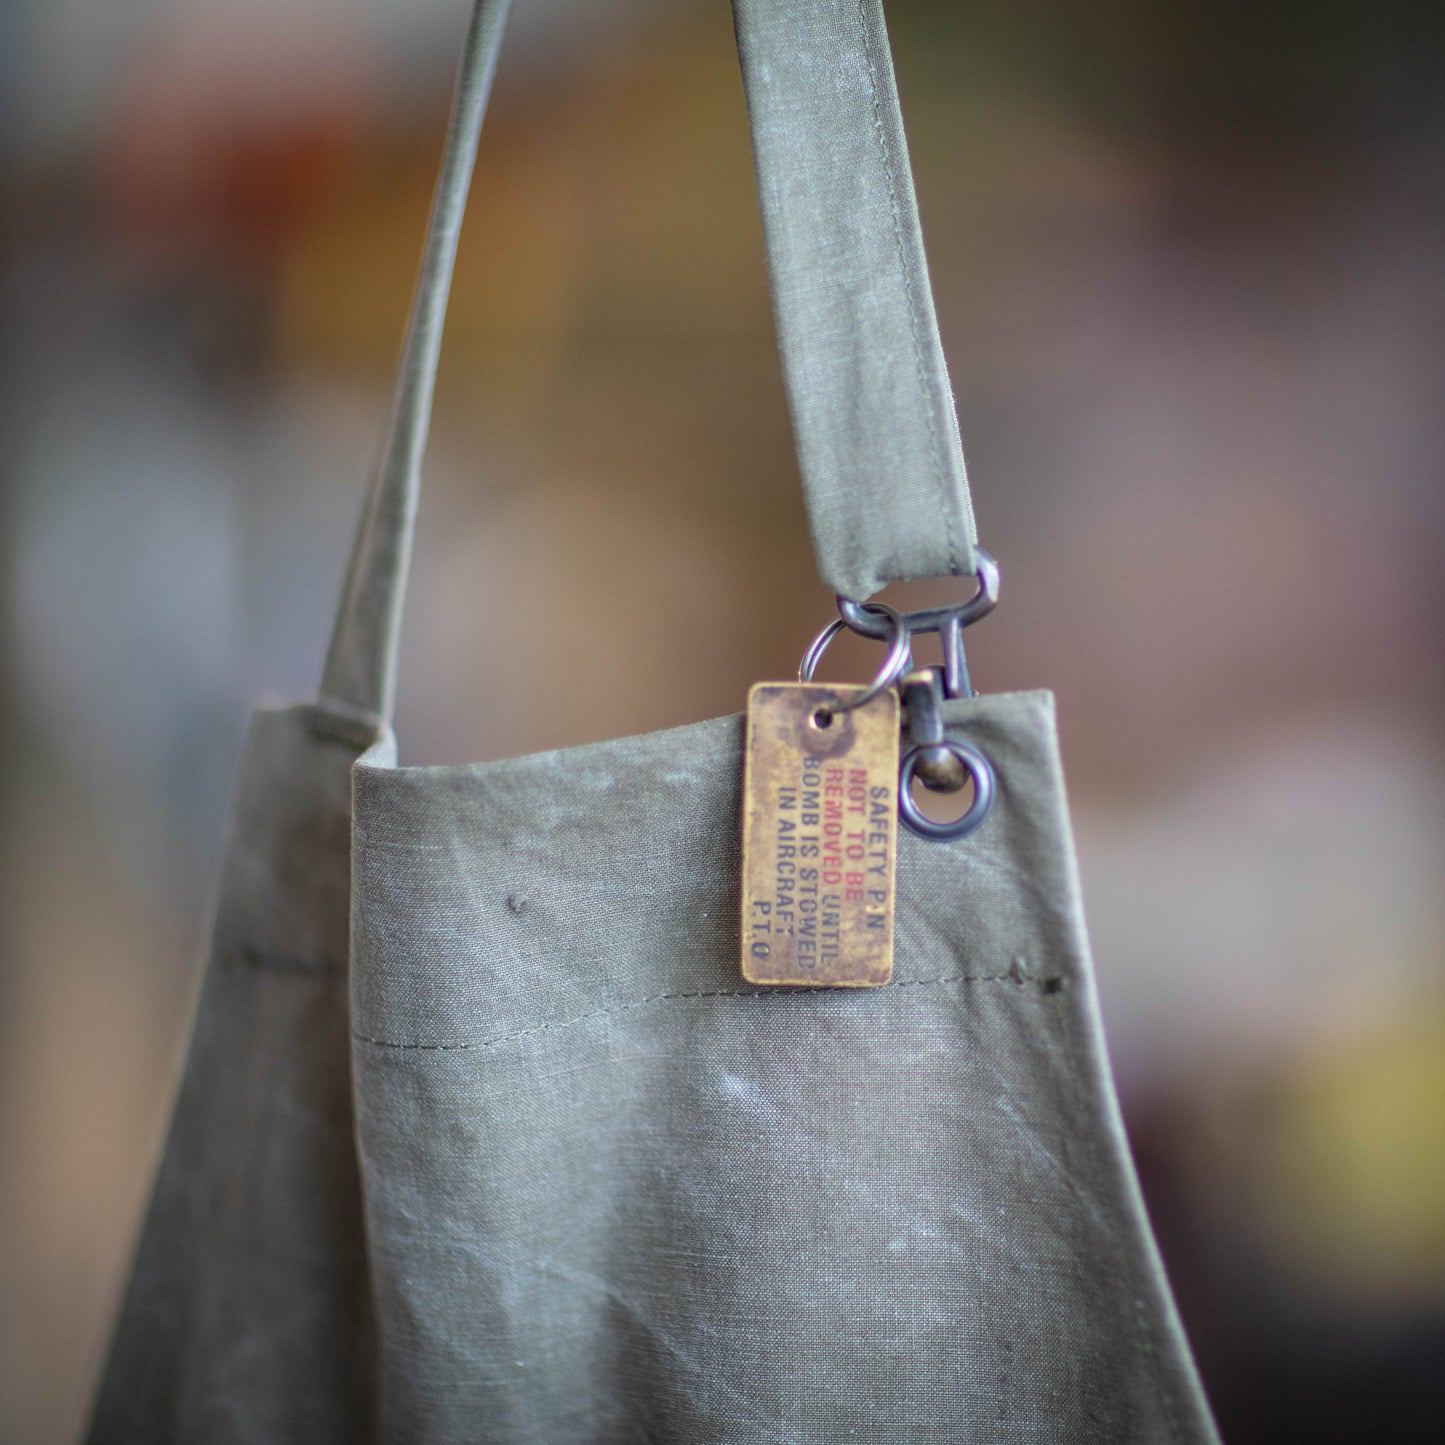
[
  {"xmin": 856, "ymin": 0, "xmax": 960, "ymax": 577},
  {"xmin": 353, "ymin": 971, "xmax": 1027, "ymax": 1052}
]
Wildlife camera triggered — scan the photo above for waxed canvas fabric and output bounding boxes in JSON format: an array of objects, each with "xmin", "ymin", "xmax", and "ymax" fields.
[
  {"xmin": 734, "ymin": 0, "xmax": 977, "ymax": 597},
  {"xmin": 347, "ymin": 691, "xmax": 1218, "ymax": 1442},
  {"xmin": 90, "ymin": 700, "xmax": 1221, "ymax": 1442},
  {"xmin": 88, "ymin": 704, "xmax": 382, "ymax": 1442},
  {"xmin": 88, "ymin": 1, "xmax": 1220, "ymax": 1439},
  {"xmin": 324, "ymin": 0, "xmax": 979, "ymax": 730}
]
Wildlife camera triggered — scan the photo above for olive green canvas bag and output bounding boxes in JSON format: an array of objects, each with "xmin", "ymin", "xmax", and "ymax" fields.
[{"xmin": 88, "ymin": 3, "xmax": 1220, "ymax": 1441}]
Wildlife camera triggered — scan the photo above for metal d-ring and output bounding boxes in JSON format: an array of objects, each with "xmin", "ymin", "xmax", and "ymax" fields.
[
  {"xmin": 898, "ymin": 738, "xmax": 995, "ymax": 841},
  {"xmin": 798, "ymin": 602, "xmax": 912, "ymax": 716}
]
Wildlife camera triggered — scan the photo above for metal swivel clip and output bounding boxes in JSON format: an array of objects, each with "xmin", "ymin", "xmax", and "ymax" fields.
[{"xmin": 800, "ymin": 551, "xmax": 1000, "ymax": 842}]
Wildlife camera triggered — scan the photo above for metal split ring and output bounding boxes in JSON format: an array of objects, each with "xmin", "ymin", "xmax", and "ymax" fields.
[
  {"xmin": 797, "ymin": 602, "xmax": 911, "ymax": 715},
  {"xmin": 898, "ymin": 738, "xmax": 995, "ymax": 841}
]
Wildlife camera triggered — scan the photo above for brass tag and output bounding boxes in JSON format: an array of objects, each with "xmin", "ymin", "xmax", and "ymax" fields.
[{"xmin": 740, "ymin": 683, "xmax": 899, "ymax": 986}]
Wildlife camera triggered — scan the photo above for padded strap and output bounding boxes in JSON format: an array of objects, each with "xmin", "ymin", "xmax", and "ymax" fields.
[
  {"xmin": 733, "ymin": 0, "xmax": 976, "ymax": 599},
  {"xmin": 322, "ymin": 0, "xmax": 977, "ymax": 719}
]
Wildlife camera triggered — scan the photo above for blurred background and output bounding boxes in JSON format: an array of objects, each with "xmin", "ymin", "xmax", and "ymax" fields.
[{"xmin": 1, "ymin": 0, "xmax": 1442, "ymax": 1439}]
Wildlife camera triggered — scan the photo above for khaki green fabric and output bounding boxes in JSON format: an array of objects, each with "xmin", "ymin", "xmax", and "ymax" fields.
[
  {"xmin": 322, "ymin": 0, "xmax": 513, "ymax": 720},
  {"xmin": 90, "ymin": 695, "xmax": 1220, "ymax": 1441},
  {"xmin": 323, "ymin": 0, "xmax": 974, "ymax": 730},
  {"xmin": 347, "ymin": 691, "xmax": 1217, "ymax": 1440},
  {"xmin": 88, "ymin": 1, "xmax": 1218, "ymax": 1439},
  {"xmin": 734, "ymin": 0, "xmax": 977, "ymax": 597},
  {"xmin": 88, "ymin": 704, "xmax": 382, "ymax": 1442}
]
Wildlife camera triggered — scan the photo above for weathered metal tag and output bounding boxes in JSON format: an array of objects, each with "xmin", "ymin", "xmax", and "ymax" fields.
[{"xmin": 740, "ymin": 683, "xmax": 899, "ymax": 986}]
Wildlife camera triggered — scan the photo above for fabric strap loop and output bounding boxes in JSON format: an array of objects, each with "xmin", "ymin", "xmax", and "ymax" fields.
[
  {"xmin": 322, "ymin": 0, "xmax": 977, "ymax": 721},
  {"xmin": 321, "ymin": 0, "xmax": 511, "ymax": 720},
  {"xmin": 733, "ymin": 0, "xmax": 977, "ymax": 600}
]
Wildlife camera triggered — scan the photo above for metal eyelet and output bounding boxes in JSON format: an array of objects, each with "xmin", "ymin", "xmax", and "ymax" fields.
[{"xmin": 898, "ymin": 738, "xmax": 995, "ymax": 841}]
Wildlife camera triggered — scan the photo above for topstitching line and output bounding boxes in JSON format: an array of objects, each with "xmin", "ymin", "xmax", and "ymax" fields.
[
  {"xmin": 353, "ymin": 970, "xmax": 1030, "ymax": 1053},
  {"xmin": 855, "ymin": 0, "xmax": 961, "ymax": 577}
]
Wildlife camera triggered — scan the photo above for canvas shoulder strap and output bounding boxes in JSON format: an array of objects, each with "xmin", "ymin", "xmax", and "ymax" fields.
[
  {"xmin": 321, "ymin": 0, "xmax": 978, "ymax": 722},
  {"xmin": 733, "ymin": 0, "xmax": 977, "ymax": 601}
]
